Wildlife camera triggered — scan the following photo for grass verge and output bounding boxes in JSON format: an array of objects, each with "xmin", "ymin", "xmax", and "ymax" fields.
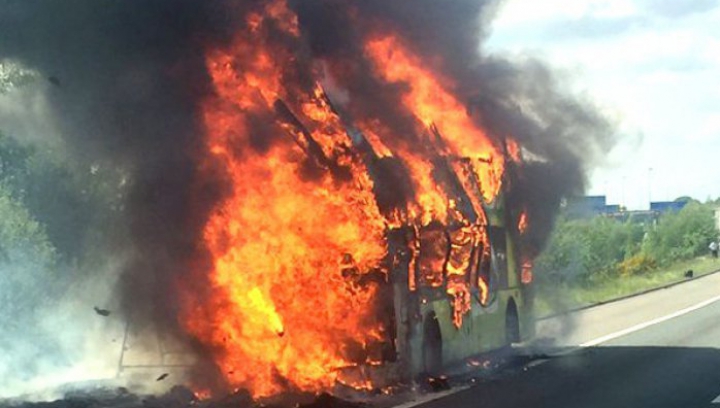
[{"xmin": 535, "ymin": 256, "xmax": 720, "ymax": 318}]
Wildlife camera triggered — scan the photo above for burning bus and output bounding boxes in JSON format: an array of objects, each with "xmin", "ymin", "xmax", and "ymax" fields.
[
  {"xmin": 330, "ymin": 135, "xmax": 534, "ymax": 384},
  {"xmin": 324, "ymin": 115, "xmax": 535, "ymax": 386},
  {"xmin": 122, "ymin": 81, "xmax": 535, "ymax": 395},
  {"xmin": 175, "ymin": 1, "xmax": 539, "ymax": 398}
]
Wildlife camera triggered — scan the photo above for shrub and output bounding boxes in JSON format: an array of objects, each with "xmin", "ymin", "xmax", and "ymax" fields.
[
  {"xmin": 617, "ymin": 253, "xmax": 657, "ymax": 277},
  {"xmin": 644, "ymin": 202, "xmax": 717, "ymax": 264},
  {"xmin": 535, "ymin": 201, "xmax": 718, "ymax": 285}
]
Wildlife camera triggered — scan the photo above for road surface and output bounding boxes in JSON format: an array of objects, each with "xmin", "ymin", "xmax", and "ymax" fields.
[{"xmin": 408, "ymin": 271, "xmax": 720, "ymax": 408}]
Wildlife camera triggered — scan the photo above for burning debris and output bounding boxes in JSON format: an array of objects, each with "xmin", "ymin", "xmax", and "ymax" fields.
[
  {"xmin": 0, "ymin": 0, "xmax": 615, "ymax": 401},
  {"xmin": 421, "ymin": 376, "xmax": 451, "ymax": 393},
  {"xmin": 93, "ymin": 307, "xmax": 111, "ymax": 317}
]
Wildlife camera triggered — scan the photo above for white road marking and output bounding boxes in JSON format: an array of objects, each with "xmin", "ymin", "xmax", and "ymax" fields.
[
  {"xmin": 525, "ymin": 358, "xmax": 548, "ymax": 368},
  {"xmin": 712, "ymin": 393, "xmax": 720, "ymax": 403},
  {"xmin": 392, "ymin": 386, "xmax": 472, "ymax": 408},
  {"xmin": 579, "ymin": 294, "xmax": 720, "ymax": 347}
]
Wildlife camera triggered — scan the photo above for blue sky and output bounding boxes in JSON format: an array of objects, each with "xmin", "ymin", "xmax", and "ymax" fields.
[{"xmin": 486, "ymin": 0, "xmax": 720, "ymax": 209}]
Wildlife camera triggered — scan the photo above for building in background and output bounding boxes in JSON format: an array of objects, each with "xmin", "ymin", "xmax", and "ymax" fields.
[
  {"xmin": 565, "ymin": 195, "xmax": 617, "ymax": 218},
  {"xmin": 565, "ymin": 196, "xmax": 689, "ymax": 223},
  {"xmin": 650, "ymin": 201, "xmax": 688, "ymax": 214}
]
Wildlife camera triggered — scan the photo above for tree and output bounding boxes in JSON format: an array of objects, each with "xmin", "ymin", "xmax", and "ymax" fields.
[
  {"xmin": 644, "ymin": 202, "xmax": 718, "ymax": 263},
  {"xmin": 0, "ymin": 131, "xmax": 33, "ymax": 194},
  {"xmin": 0, "ymin": 183, "xmax": 57, "ymax": 333},
  {"xmin": 0, "ymin": 131, "xmax": 128, "ymax": 261},
  {"xmin": 0, "ymin": 62, "xmax": 37, "ymax": 94}
]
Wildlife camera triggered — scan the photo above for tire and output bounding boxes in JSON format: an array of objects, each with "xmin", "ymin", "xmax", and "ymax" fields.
[
  {"xmin": 422, "ymin": 313, "xmax": 443, "ymax": 374},
  {"xmin": 505, "ymin": 300, "xmax": 521, "ymax": 345}
]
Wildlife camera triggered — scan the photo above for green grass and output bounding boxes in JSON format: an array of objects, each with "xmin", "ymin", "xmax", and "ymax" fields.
[{"xmin": 535, "ymin": 256, "xmax": 720, "ymax": 318}]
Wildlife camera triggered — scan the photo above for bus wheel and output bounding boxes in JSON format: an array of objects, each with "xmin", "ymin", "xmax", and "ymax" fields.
[
  {"xmin": 422, "ymin": 312, "xmax": 443, "ymax": 374},
  {"xmin": 505, "ymin": 299, "xmax": 520, "ymax": 345}
]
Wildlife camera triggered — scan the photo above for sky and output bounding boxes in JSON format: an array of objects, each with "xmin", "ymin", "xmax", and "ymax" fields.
[{"xmin": 486, "ymin": 0, "xmax": 720, "ymax": 210}]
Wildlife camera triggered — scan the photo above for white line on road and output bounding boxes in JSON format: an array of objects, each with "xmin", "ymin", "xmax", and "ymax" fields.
[
  {"xmin": 392, "ymin": 386, "xmax": 472, "ymax": 408},
  {"xmin": 712, "ymin": 393, "xmax": 720, "ymax": 404},
  {"xmin": 579, "ymin": 294, "xmax": 720, "ymax": 347}
]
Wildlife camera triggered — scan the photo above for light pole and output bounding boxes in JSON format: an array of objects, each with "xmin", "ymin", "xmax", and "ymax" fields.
[{"xmin": 648, "ymin": 167, "xmax": 654, "ymax": 209}]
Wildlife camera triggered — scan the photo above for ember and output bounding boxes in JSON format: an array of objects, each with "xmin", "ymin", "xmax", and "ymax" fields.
[{"xmin": 518, "ymin": 212, "xmax": 529, "ymax": 234}]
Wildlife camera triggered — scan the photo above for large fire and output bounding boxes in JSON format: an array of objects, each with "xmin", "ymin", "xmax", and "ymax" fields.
[{"xmin": 180, "ymin": 0, "xmax": 512, "ymax": 398}]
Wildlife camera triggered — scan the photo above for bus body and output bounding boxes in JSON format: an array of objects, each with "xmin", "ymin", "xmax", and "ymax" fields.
[
  {"xmin": 384, "ymin": 200, "xmax": 534, "ymax": 379},
  {"xmin": 280, "ymin": 99, "xmax": 535, "ymax": 386},
  {"xmin": 336, "ymin": 149, "xmax": 535, "ymax": 386}
]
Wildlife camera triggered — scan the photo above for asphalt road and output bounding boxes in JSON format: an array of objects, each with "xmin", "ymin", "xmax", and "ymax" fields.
[{"xmin": 412, "ymin": 272, "xmax": 720, "ymax": 408}]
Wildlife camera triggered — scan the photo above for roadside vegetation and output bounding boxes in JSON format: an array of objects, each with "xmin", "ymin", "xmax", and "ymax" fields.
[
  {"xmin": 0, "ymin": 64, "xmax": 127, "ymax": 273},
  {"xmin": 535, "ymin": 201, "xmax": 720, "ymax": 317},
  {"xmin": 0, "ymin": 128, "xmax": 129, "ymax": 358},
  {"xmin": 0, "ymin": 64, "xmax": 130, "ymax": 379}
]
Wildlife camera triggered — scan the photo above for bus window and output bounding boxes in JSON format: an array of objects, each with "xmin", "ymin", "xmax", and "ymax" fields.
[
  {"xmin": 488, "ymin": 226, "xmax": 508, "ymax": 289},
  {"xmin": 417, "ymin": 226, "xmax": 448, "ymax": 287},
  {"xmin": 446, "ymin": 226, "xmax": 475, "ymax": 326},
  {"xmin": 447, "ymin": 226, "xmax": 474, "ymax": 278},
  {"xmin": 476, "ymin": 242, "xmax": 492, "ymax": 306},
  {"xmin": 474, "ymin": 226, "xmax": 507, "ymax": 305}
]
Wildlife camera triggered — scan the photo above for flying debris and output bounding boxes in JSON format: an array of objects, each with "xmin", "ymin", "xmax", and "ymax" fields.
[
  {"xmin": 156, "ymin": 373, "xmax": 169, "ymax": 382},
  {"xmin": 93, "ymin": 306, "xmax": 111, "ymax": 317}
]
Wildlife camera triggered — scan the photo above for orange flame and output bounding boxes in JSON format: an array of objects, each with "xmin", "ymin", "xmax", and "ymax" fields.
[
  {"xmin": 182, "ymin": 2, "xmax": 388, "ymax": 397},
  {"xmin": 363, "ymin": 35, "xmax": 504, "ymax": 206},
  {"xmin": 521, "ymin": 261, "xmax": 533, "ymax": 284},
  {"xmin": 507, "ymin": 139, "xmax": 522, "ymax": 163},
  {"xmin": 518, "ymin": 211, "xmax": 528, "ymax": 234},
  {"xmin": 477, "ymin": 276, "xmax": 489, "ymax": 305}
]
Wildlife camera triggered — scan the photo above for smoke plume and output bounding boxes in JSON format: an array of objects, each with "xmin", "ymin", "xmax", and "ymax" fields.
[{"xmin": 292, "ymin": 0, "xmax": 615, "ymax": 254}]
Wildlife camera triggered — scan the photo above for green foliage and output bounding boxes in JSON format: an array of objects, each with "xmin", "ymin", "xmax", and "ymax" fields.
[
  {"xmin": 22, "ymin": 151, "xmax": 127, "ymax": 259},
  {"xmin": 0, "ymin": 131, "xmax": 34, "ymax": 191},
  {"xmin": 643, "ymin": 202, "xmax": 717, "ymax": 264},
  {"xmin": 535, "ymin": 204, "xmax": 719, "ymax": 316},
  {"xmin": 0, "ymin": 183, "xmax": 58, "ymax": 335},
  {"xmin": 535, "ymin": 256, "xmax": 719, "ymax": 317},
  {"xmin": 617, "ymin": 252, "xmax": 657, "ymax": 277},
  {"xmin": 535, "ymin": 215, "xmax": 646, "ymax": 284},
  {"xmin": 0, "ymin": 184, "xmax": 56, "ymax": 266},
  {"xmin": 536, "ymin": 202, "xmax": 719, "ymax": 287},
  {"xmin": 0, "ymin": 62, "xmax": 38, "ymax": 94},
  {"xmin": 0, "ymin": 132, "xmax": 128, "ymax": 260},
  {"xmin": 0, "ymin": 128, "xmax": 128, "ymax": 351}
]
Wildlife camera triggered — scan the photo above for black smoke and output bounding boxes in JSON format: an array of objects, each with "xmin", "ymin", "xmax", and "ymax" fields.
[
  {"xmin": 0, "ymin": 0, "xmax": 276, "ymax": 333},
  {"xmin": 292, "ymin": 0, "xmax": 615, "ymax": 253},
  {"xmin": 0, "ymin": 1, "xmax": 238, "ymax": 392}
]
